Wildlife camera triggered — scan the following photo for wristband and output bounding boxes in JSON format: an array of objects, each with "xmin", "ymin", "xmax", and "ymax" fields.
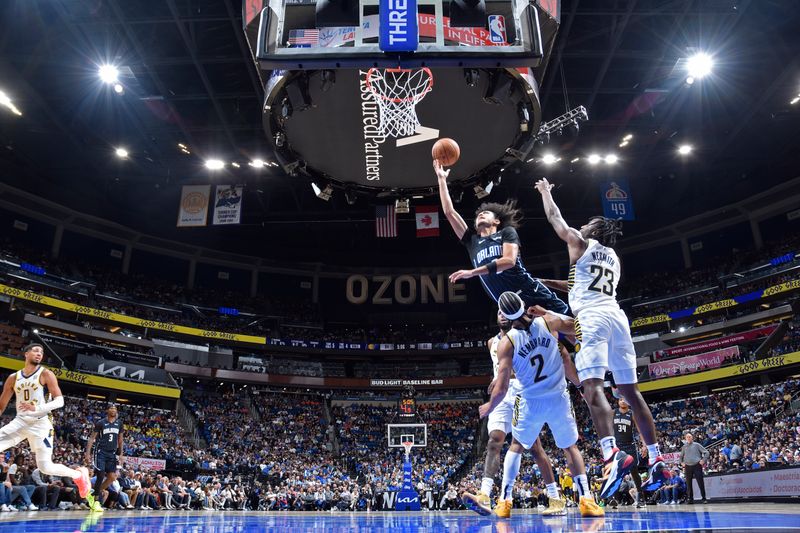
[{"xmin": 486, "ymin": 260, "xmax": 498, "ymax": 275}]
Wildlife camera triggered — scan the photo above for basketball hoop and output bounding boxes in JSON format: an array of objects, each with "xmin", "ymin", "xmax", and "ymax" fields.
[
  {"xmin": 365, "ymin": 68, "xmax": 434, "ymax": 138},
  {"xmin": 402, "ymin": 441, "xmax": 414, "ymax": 459}
]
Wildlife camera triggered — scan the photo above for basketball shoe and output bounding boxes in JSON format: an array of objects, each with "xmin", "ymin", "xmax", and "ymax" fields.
[
  {"xmin": 461, "ymin": 491, "xmax": 492, "ymax": 516},
  {"xmin": 599, "ymin": 449, "xmax": 634, "ymax": 499},
  {"xmin": 494, "ymin": 499, "xmax": 512, "ymax": 518},
  {"xmin": 74, "ymin": 467, "xmax": 91, "ymax": 499},
  {"xmin": 542, "ymin": 497, "xmax": 566, "ymax": 516},
  {"xmin": 643, "ymin": 458, "xmax": 670, "ymax": 491},
  {"xmin": 579, "ymin": 496, "xmax": 605, "ymax": 517}
]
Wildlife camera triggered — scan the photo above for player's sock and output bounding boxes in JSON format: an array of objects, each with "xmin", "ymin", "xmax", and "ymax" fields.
[
  {"xmin": 646, "ymin": 444, "xmax": 662, "ymax": 465},
  {"xmin": 546, "ymin": 482, "xmax": 559, "ymax": 499},
  {"xmin": 600, "ymin": 436, "xmax": 617, "ymax": 462},
  {"xmin": 574, "ymin": 475, "xmax": 590, "ymax": 498},
  {"xmin": 480, "ymin": 477, "xmax": 494, "ymax": 497},
  {"xmin": 500, "ymin": 451, "xmax": 521, "ymax": 501}
]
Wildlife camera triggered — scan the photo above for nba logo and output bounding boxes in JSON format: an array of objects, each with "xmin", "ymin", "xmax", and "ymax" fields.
[{"xmin": 488, "ymin": 15, "xmax": 506, "ymax": 44}]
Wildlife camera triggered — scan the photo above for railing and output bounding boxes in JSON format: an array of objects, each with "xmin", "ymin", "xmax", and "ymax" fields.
[{"xmin": 176, "ymin": 399, "xmax": 206, "ymax": 450}]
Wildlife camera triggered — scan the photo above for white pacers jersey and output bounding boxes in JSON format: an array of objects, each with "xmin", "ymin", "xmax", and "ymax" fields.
[
  {"xmin": 568, "ymin": 238, "xmax": 622, "ymax": 315},
  {"xmin": 505, "ymin": 318, "xmax": 565, "ymax": 398},
  {"xmin": 14, "ymin": 366, "xmax": 48, "ymax": 421}
]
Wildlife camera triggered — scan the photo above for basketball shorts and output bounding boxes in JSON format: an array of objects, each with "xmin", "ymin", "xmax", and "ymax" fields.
[
  {"xmin": 487, "ymin": 380, "xmax": 520, "ymax": 435},
  {"xmin": 574, "ymin": 307, "xmax": 638, "ymax": 384},
  {"xmin": 511, "ymin": 388, "xmax": 578, "ymax": 450},
  {"xmin": 521, "ymin": 281, "xmax": 570, "ymax": 315},
  {"xmin": 94, "ymin": 450, "xmax": 118, "ymax": 474},
  {"xmin": 0, "ymin": 416, "xmax": 56, "ymax": 458}
]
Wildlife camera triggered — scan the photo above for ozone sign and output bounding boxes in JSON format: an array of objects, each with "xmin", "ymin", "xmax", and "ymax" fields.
[
  {"xmin": 346, "ymin": 274, "xmax": 466, "ymax": 305},
  {"xmin": 380, "ymin": 0, "xmax": 418, "ymax": 52}
]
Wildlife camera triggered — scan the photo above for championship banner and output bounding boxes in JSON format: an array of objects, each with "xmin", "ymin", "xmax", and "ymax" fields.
[
  {"xmin": 600, "ymin": 180, "xmax": 635, "ymax": 221},
  {"xmin": 648, "ymin": 347, "xmax": 739, "ymax": 380},
  {"xmin": 631, "ymin": 278, "xmax": 800, "ymax": 330},
  {"xmin": 701, "ymin": 467, "xmax": 800, "ymax": 499},
  {"xmin": 177, "ymin": 185, "xmax": 210, "ymax": 227},
  {"xmin": 123, "ymin": 456, "xmax": 167, "ymax": 471},
  {"xmin": 655, "ymin": 326, "xmax": 778, "ymax": 360},
  {"xmin": 212, "ymin": 185, "xmax": 243, "ymax": 225}
]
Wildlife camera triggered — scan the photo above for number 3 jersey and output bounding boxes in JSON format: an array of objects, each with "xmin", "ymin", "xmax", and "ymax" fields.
[
  {"xmin": 505, "ymin": 317, "xmax": 566, "ymax": 398},
  {"xmin": 568, "ymin": 238, "xmax": 622, "ymax": 315}
]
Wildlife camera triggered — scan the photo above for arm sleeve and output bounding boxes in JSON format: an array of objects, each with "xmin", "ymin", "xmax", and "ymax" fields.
[
  {"xmin": 500, "ymin": 226, "xmax": 521, "ymax": 246},
  {"xmin": 28, "ymin": 394, "xmax": 64, "ymax": 417}
]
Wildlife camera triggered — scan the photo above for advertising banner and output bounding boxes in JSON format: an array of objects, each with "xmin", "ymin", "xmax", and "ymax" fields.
[
  {"xmin": 648, "ymin": 347, "xmax": 740, "ymax": 379},
  {"xmin": 701, "ymin": 467, "xmax": 800, "ymax": 499},
  {"xmin": 654, "ymin": 326, "xmax": 777, "ymax": 359}
]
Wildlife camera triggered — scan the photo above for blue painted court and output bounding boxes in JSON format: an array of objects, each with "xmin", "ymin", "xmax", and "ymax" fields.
[{"xmin": 1, "ymin": 505, "xmax": 799, "ymax": 532}]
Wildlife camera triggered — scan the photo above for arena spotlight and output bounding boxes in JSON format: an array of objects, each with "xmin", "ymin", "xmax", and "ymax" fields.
[
  {"xmin": 541, "ymin": 154, "xmax": 558, "ymax": 165},
  {"xmin": 678, "ymin": 144, "xmax": 693, "ymax": 155},
  {"xmin": 231, "ymin": 162, "xmax": 241, "ymax": 168},
  {"xmin": 205, "ymin": 159, "xmax": 225, "ymax": 170},
  {"xmin": 115, "ymin": 147, "xmax": 129, "ymax": 159},
  {"xmin": 113, "ymin": 83, "xmax": 124, "ymax": 95},
  {"xmin": 587, "ymin": 154, "xmax": 601, "ymax": 165},
  {"xmin": 311, "ymin": 182, "xmax": 333, "ymax": 201},
  {"xmin": 622, "ymin": 133, "xmax": 633, "ymax": 142},
  {"xmin": 605, "ymin": 154, "xmax": 618, "ymax": 165},
  {"xmin": 249, "ymin": 159, "xmax": 266, "ymax": 168},
  {"xmin": 0, "ymin": 90, "xmax": 22, "ymax": 116},
  {"xmin": 685, "ymin": 76, "xmax": 695, "ymax": 85},
  {"xmin": 98, "ymin": 64, "xmax": 119, "ymax": 84},
  {"xmin": 791, "ymin": 96, "xmax": 800, "ymax": 105},
  {"xmin": 686, "ymin": 53, "xmax": 713, "ymax": 80}
]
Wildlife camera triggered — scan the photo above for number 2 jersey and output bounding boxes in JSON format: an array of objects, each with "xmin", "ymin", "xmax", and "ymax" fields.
[
  {"xmin": 567, "ymin": 238, "xmax": 622, "ymax": 315},
  {"xmin": 505, "ymin": 317, "xmax": 565, "ymax": 398}
]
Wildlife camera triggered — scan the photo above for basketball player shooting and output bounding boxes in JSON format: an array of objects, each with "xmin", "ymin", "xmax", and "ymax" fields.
[
  {"xmin": 534, "ymin": 177, "xmax": 668, "ymax": 498},
  {"xmin": 0, "ymin": 343, "xmax": 92, "ymax": 500},
  {"xmin": 479, "ymin": 292, "xmax": 605, "ymax": 518},
  {"xmin": 433, "ymin": 159, "xmax": 568, "ymax": 313}
]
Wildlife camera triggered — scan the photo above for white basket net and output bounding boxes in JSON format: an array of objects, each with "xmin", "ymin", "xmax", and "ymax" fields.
[{"xmin": 366, "ymin": 68, "xmax": 434, "ymax": 138}]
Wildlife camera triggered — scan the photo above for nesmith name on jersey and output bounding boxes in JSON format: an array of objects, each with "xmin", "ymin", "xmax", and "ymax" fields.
[
  {"xmin": 516, "ymin": 335, "xmax": 553, "ymax": 358},
  {"xmin": 591, "ymin": 251, "xmax": 616, "ymax": 267},
  {"xmin": 476, "ymin": 245, "xmax": 502, "ymax": 264}
]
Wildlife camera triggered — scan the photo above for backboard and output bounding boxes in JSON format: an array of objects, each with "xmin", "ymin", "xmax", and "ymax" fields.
[{"xmin": 388, "ymin": 423, "xmax": 428, "ymax": 448}]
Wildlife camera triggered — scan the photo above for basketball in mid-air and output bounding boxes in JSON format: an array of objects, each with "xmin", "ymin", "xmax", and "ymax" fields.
[{"xmin": 432, "ymin": 138, "xmax": 460, "ymax": 167}]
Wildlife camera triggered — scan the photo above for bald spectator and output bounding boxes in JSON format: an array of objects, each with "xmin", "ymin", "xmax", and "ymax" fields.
[{"xmin": 680, "ymin": 433, "xmax": 709, "ymax": 504}]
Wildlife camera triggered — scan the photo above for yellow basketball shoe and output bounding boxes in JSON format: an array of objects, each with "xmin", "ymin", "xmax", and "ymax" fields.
[
  {"xmin": 461, "ymin": 491, "xmax": 493, "ymax": 516},
  {"xmin": 494, "ymin": 498, "xmax": 512, "ymax": 518},
  {"xmin": 579, "ymin": 496, "xmax": 605, "ymax": 517},
  {"xmin": 542, "ymin": 497, "xmax": 567, "ymax": 516}
]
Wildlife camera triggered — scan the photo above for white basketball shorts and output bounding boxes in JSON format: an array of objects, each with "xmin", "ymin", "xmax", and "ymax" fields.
[
  {"xmin": 0, "ymin": 416, "xmax": 55, "ymax": 458},
  {"xmin": 574, "ymin": 306, "xmax": 638, "ymax": 384},
  {"xmin": 511, "ymin": 388, "xmax": 578, "ymax": 450}
]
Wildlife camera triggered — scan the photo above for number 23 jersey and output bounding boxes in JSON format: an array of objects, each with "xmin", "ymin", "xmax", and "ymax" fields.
[
  {"xmin": 568, "ymin": 238, "xmax": 622, "ymax": 315},
  {"xmin": 505, "ymin": 317, "xmax": 565, "ymax": 398}
]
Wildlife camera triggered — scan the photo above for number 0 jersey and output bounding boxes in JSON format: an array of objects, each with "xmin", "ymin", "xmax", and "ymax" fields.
[
  {"xmin": 505, "ymin": 317, "xmax": 565, "ymax": 398},
  {"xmin": 568, "ymin": 238, "xmax": 622, "ymax": 315},
  {"xmin": 14, "ymin": 367, "xmax": 48, "ymax": 421}
]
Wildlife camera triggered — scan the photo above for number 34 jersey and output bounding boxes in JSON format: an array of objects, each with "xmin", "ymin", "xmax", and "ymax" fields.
[
  {"xmin": 568, "ymin": 238, "xmax": 622, "ymax": 315},
  {"xmin": 505, "ymin": 318, "xmax": 566, "ymax": 398}
]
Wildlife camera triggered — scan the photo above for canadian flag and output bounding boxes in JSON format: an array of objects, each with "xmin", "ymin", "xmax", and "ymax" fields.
[{"xmin": 415, "ymin": 206, "xmax": 440, "ymax": 238}]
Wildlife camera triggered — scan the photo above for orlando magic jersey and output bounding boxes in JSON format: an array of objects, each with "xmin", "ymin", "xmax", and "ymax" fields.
[
  {"xmin": 505, "ymin": 317, "xmax": 565, "ymax": 397},
  {"xmin": 14, "ymin": 367, "xmax": 47, "ymax": 421},
  {"xmin": 568, "ymin": 238, "xmax": 622, "ymax": 315},
  {"xmin": 95, "ymin": 419, "xmax": 122, "ymax": 453},
  {"xmin": 613, "ymin": 408, "xmax": 635, "ymax": 446},
  {"xmin": 461, "ymin": 227, "xmax": 568, "ymax": 313}
]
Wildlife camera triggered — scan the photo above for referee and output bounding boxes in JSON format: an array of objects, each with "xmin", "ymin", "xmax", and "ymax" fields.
[
  {"xmin": 680, "ymin": 432, "xmax": 709, "ymax": 504},
  {"xmin": 612, "ymin": 397, "xmax": 645, "ymax": 507}
]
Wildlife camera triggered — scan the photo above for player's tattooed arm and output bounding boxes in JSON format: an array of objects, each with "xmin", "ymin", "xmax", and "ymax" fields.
[
  {"xmin": 479, "ymin": 338, "xmax": 513, "ymax": 418},
  {"xmin": 434, "ymin": 159, "xmax": 468, "ymax": 239},
  {"xmin": 535, "ymin": 178, "xmax": 587, "ymax": 262}
]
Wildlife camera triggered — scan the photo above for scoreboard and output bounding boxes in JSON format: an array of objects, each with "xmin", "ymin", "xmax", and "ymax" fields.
[{"xmin": 398, "ymin": 397, "xmax": 417, "ymax": 417}]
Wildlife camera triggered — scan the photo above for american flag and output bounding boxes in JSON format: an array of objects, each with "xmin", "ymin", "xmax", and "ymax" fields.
[
  {"xmin": 375, "ymin": 205, "xmax": 397, "ymax": 238},
  {"xmin": 287, "ymin": 29, "xmax": 319, "ymax": 46}
]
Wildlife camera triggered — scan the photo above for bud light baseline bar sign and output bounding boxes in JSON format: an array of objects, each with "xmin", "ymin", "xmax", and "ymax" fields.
[{"xmin": 380, "ymin": 0, "xmax": 418, "ymax": 52}]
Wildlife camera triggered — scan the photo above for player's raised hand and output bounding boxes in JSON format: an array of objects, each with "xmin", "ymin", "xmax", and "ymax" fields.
[
  {"xmin": 449, "ymin": 269, "xmax": 474, "ymax": 283},
  {"xmin": 433, "ymin": 159, "xmax": 450, "ymax": 181},
  {"xmin": 534, "ymin": 178, "xmax": 553, "ymax": 194},
  {"xmin": 478, "ymin": 402, "xmax": 492, "ymax": 419}
]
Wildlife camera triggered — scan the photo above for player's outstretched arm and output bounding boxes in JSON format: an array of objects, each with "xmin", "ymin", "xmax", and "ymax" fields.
[
  {"xmin": 0, "ymin": 373, "xmax": 16, "ymax": 414},
  {"xmin": 534, "ymin": 178, "xmax": 586, "ymax": 261},
  {"xmin": 434, "ymin": 159, "xmax": 468, "ymax": 239},
  {"xmin": 479, "ymin": 338, "xmax": 513, "ymax": 418},
  {"xmin": 539, "ymin": 279, "xmax": 569, "ymax": 293}
]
